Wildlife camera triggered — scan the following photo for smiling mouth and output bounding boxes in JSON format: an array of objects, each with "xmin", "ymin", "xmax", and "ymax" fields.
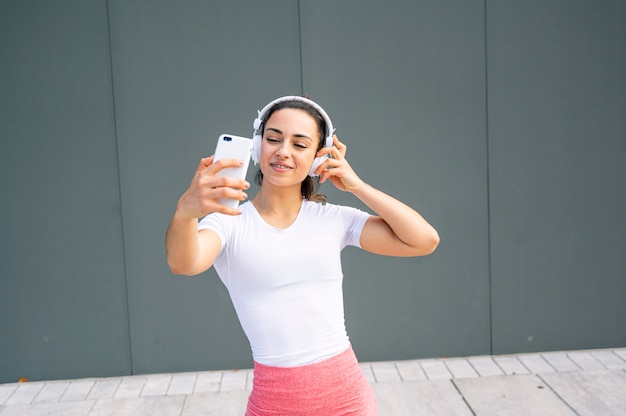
[{"xmin": 271, "ymin": 163, "xmax": 293, "ymax": 170}]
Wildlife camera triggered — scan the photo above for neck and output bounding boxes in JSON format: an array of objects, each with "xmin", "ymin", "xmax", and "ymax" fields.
[{"xmin": 253, "ymin": 184, "xmax": 303, "ymax": 214}]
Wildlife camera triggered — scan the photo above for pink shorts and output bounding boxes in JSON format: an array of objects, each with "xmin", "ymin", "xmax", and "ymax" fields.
[{"xmin": 246, "ymin": 345, "xmax": 378, "ymax": 416}]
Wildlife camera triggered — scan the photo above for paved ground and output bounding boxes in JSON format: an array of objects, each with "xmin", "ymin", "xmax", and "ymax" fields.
[{"xmin": 1, "ymin": 347, "xmax": 625, "ymax": 415}]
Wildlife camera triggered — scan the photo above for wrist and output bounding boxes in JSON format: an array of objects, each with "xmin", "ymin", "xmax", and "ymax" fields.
[
  {"xmin": 348, "ymin": 180, "xmax": 368, "ymax": 196},
  {"xmin": 173, "ymin": 202, "xmax": 201, "ymax": 223}
]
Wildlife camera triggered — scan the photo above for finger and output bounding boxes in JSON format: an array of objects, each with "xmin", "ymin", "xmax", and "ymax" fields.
[
  {"xmin": 317, "ymin": 145, "xmax": 341, "ymax": 160},
  {"xmin": 204, "ymin": 174, "xmax": 250, "ymax": 192},
  {"xmin": 214, "ymin": 186, "xmax": 249, "ymax": 202},
  {"xmin": 196, "ymin": 156, "xmax": 214, "ymax": 174},
  {"xmin": 209, "ymin": 158, "xmax": 247, "ymax": 174},
  {"xmin": 315, "ymin": 157, "xmax": 340, "ymax": 178},
  {"xmin": 333, "ymin": 135, "xmax": 347, "ymax": 157}
]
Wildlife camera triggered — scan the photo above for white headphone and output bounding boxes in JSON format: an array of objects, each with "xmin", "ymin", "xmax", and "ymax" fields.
[{"xmin": 252, "ymin": 96, "xmax": 335, "ymax": 177}]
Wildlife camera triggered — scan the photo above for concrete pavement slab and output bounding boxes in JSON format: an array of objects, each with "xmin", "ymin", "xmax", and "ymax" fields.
[
  {"xmin": 0, "ymin": 399, "xmax": 95, "ymax": 416},
  {"xmin": 32, "ymin": 381, "xmax": 70, "ymax": 404},
  {"xmin": 469, "ymin": 357, "xmax": 505, "ymax": 377},
  {"xmin": 89, "ymin": 396, "xmax": 185, "ymax": 416},
  {"xmin": 454, "ymin": 374, "xmax": 576, "ymax": 415},
  {"xmin": 395, "ymin": 360, "xmax": 427, "ymax": 381},
  {"xmin": 181, "ymin": 391, "xmax": 249, "ymax": 416},
  {"xmin": 139, "ymin": 374, "xmax": 171, "ymax": 397},
  {"xmin": 420, "ymin": 360, "xmax": 452, "ymax": 379},
  {"xmin": 3, "ymin": 382, "xmax": 44, "ymax": 405},
  {"xmin": 445, "ymin": 359, "xmax": 479, "ymax": 379},
  {"xmin": 60, "ymin": 380, "xmax": 95, "ymax": 402},
  {"xmin": 591, "ymin": 351, "xmax": 626, "ymax": 370},
  {"xmin": 568, "ymin": 351, "xmax": 606, "ymax": 371},
  {"xmin": 371, "ymin": 362, "xmax": 402, "ymax": 382},
  {"xmin": 86, "ymin": 379, "xmax": 120, "ymax": 400},
  {"xmin": 541, "ymin": 352, "xmax": 581, "ymax": 372},
  {"xmin": 493, "ymin": 355, "xmax": 531, "ymax": 375},
  {"xmin": 166, "ymin": 373, "xmax": 196, "ymax": 396},
  {"xmin": 373, "ymin": 380, "xmax": 473, "ymax": 416},
  {"xmin": 540, "ymin": 369, "xmax": 626, "ymax": 416}
]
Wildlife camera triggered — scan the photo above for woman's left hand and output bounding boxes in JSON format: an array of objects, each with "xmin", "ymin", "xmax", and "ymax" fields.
[{"xmin": 315, "ymin": 135, "xmax": 365, "ymax": 193}]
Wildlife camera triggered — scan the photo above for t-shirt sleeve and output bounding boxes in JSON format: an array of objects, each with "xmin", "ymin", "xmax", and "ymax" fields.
[
  {"xmin": 197, "ymin": 213, "xmax": 226, "ymax": 250},
  {"xmin": 340, "ymin": 205, "xmax": 371, "ymax": 249}
]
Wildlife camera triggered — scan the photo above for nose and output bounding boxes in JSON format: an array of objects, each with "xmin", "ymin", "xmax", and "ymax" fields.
[{"xmin": 275, "ymin": 142, "xmax": 290, "ymax": 158}]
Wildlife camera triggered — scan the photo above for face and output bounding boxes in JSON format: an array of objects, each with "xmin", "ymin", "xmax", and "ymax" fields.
[{"xmin": 259, "ymin": 108, "xmax": 320, "ymax": 187}]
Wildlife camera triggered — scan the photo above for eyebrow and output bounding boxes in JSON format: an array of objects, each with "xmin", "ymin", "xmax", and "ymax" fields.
[{"xmin": 265, "ymin": 127, "xmax": 313, "ymax": 141}]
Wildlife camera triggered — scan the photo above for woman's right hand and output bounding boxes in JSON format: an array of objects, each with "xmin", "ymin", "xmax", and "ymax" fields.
[{"xmin": 175, "ymin": 155, "xmax": 250, "ymax": 219}]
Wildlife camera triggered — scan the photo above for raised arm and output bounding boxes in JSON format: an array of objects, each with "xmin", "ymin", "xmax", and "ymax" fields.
[
  {"xmin": 166, "ymin": 156, "xmax": 250, "ymax": 275},
  {"xmin": 315, "ymin": 136, "xmax": 439, "ymax": 257}
]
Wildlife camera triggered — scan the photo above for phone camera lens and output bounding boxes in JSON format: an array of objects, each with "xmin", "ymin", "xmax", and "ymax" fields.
[{"xmin": 224, "ymin": 136, "xmax": 232, "ymax": 142}]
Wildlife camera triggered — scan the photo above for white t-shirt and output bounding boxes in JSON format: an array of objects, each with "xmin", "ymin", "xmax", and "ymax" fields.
[{"xmin": 198, "ymin": 199, "xmax": 371, "ymax": 367}]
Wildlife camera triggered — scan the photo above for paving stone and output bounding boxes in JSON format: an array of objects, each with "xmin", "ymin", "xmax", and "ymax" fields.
[
  {"xmin": 89, "ymin": 395, "xmax": 185, "ymax": 416},
  {"xmin": 373, "ymin": 380, "xmax": 473, "ymax": 416},
  {"xmin": 166, "ymin": 373, "xmax": 197, "ymax": 396},
  {"xmin": 86, "ymin": 378, "xmax": 121, "ymax": 400},
  {"xmin": 193, "ymin": 372, "xmax": 222, "ymax": 394},
  {"xmin": 0, "ymin": 384, "xmax": 18, "ymax": 405},
  {"xmin": 395, "ymin": 360, "xmax": 427, "ymax": 381},
  {"xmin": 445, "ymin": 359, "xmax": 479, "ymax": 379},
  {"xmin": 591, "ymin": 351, "xmax": 626, "ymax": 369},
  {"xmin": 469, "ymin": 357, "xmax": 504, "ymax": 377},
  {"xmin": 568, "ymin": 352, "xmax": 606, "ymax": 371},
  {"xmin": 371, "ymin": 362, "xmax": 402, "ymax": 382},
  {"xmin": 0, "ymin": 400, "xmax": 94, "ymax": 416},
  {"xmin": 455, "ymin": 374, "xmax": 576, "ymax": 416},
  {"xmin": 4, "ymin": 382, "xmax": 44, "ymax": 405},
  {"xmin": 359, "ymin": 364, "xmax": 376, "ymax": 384},
  {"xmin": 182, "ymin": 391, "xmax": 249, "ymax": 416},
  {"xmin": 493, "ymin": 356, "xmax": 531, "ymax": 375},
  {"xmin": 140, "ymin": 375, "xmax": 171, "ymax": 397},
  {"xmin": 421, "ymin": 360, "xmax": 452, "ymax": 380},
  {"xmin": 541, "ymin": 369, "xmax": 626, "ymax": 416},
  {"xmin": 114, "ymin": 377, "xmax": 146, "ymax": 399},
  {"xmin": 541, "ymin": 352, "xmax": 581, "ymax": 372},
  {"xmin": 244, "ymin": 370, "xmax": 254, "ymax": 391},
  {"xmin": 518, "ymin": 354, "xmax": 556, "ymax": 374},
  {"xmin": 32, "ymin": 381, "xmax": 70, "ymax": 403},
  {"xmin": 220, "ymin": 370, "xmax": 247, "ymax": 392},
  {"xmin": 614, "ymin": 349, "xmax": 626, "ymax": 361},
  {"xmin": 60, "ymin": 380, "xmax": 95, "ymax": 402}
]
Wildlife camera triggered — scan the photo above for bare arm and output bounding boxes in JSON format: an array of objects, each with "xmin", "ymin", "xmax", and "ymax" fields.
[
  {"xmin": 165, "ymin": 156, "xmax": 250, "ymax": 275},
  {"xmin": 315, "ymin": 136, "xmax": 439, "ymax": 257}
]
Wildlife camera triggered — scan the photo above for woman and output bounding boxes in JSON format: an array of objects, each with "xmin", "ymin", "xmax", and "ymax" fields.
[{"xmin": 166, "ymin": 96, "xmax": 439, "ymax": 415}]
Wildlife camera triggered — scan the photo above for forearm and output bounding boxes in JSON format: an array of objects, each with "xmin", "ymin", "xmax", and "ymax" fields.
[
  {"xmin": 165, "ymin": 211, "xmax": 201, "ymax": 275},
  {"xmin": 352, "ymin": 182, "xmax": 439, "ymax": 255}
]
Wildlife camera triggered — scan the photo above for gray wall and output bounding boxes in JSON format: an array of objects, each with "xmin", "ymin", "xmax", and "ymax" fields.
[{"xmin": 1, "ymin": 0, "xmax": 624, "ymax": 383}]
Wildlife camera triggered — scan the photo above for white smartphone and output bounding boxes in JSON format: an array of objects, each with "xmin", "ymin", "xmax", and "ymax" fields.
[{"xmin": 213, "ymin": 134, "xmax": 253, "ymax": 209}]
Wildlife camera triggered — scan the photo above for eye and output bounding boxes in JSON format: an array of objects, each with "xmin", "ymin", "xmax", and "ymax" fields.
[
  {"xmin": 294, "ymin": 143, "xmax": 308, "ymax": 149},
  {"xmin": 265, "ymin": 137, "xmax": 280, "ymax": 143}
]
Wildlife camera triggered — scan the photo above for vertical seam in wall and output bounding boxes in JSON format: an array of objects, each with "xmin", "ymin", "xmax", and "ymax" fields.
[
  {"xmin": 297, "ymin": 0, "xmax": 305, "ymax": 95},
  {"xmin": 483, "ymin": 0, "xmax": 494, "ymax": 356},
  {"xmin": 105, "ymin": 0, "xmax": 135, "ymax": 375}
]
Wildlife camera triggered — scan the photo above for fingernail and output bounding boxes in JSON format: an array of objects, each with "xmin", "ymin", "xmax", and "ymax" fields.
[{"xmin": 244, "ymin": 181, "xmax": 250, "ymax": 189}]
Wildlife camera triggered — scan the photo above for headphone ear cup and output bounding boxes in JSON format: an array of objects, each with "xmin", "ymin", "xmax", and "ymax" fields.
[
  {"xmin": 251, "ymin": 134, "xmax": 261, "ymax": 164},
  {"xmin": 309, "ymin": 155, "xmax": 328, "ymax": 177}
]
